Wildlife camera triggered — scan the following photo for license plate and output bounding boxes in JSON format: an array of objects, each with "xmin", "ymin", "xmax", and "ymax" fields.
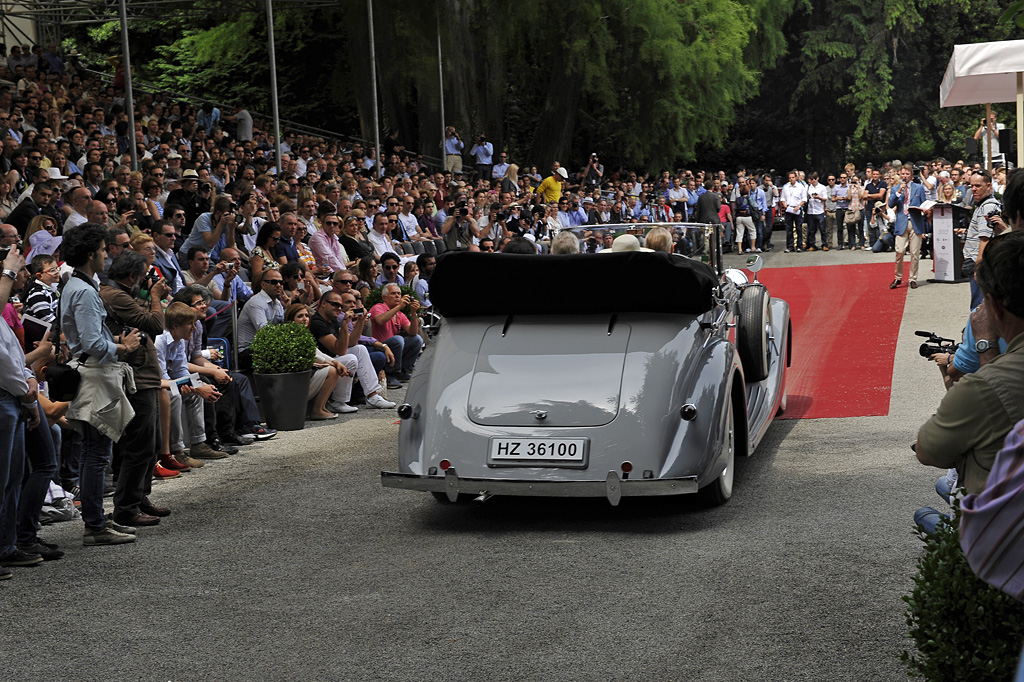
[{"xmin": 488, "ymin": 437, "xmax": 589, "ymax": 467}]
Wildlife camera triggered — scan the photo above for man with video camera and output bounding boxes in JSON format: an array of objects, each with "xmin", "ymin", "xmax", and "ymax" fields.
[{"xmin": 915, "ymin": 230, "xmax": 1024, "ymax": 529}]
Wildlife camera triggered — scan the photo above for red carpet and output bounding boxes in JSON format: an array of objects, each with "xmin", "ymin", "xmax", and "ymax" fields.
[{"xmin": 756, "ymin": 262, "xmax": 908, "ymax": 419}]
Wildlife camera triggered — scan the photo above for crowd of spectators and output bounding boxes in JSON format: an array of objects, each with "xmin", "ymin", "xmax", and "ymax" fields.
[{"xmin": 3, "ymin": 40, "xmax": 1024, "ymax": 625}]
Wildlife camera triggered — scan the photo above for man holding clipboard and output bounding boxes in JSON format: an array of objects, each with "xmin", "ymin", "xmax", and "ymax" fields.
[{"xmin": 888, "ymin": 165, "xmax": 929, "ymax": 290}]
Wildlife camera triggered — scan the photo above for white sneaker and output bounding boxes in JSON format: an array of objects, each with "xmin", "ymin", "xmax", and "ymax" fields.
[
  {"xmin": 366, "ymin": 393, "xmax": 396, "ymax": 409},
  {"xmin": 328, "ymin": 401, "xmax": 358, "ymax": 414}
]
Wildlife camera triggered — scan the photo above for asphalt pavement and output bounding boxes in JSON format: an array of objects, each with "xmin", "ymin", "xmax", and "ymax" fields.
[{"xmin": 1, "ymin": 246, "xmax": 969, "ymax": 681}]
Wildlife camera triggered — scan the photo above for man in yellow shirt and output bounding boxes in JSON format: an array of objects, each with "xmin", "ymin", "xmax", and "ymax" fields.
[{"xmin": 538, "ymin": 167, "xmax": 568, "ymax": 203}]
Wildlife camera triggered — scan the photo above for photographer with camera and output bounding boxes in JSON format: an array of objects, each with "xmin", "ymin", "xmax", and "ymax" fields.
[
  {"xmin": 584, "ymin": 153, "xmax": 604, "ymax": 190},
  {"xmin": 100, "ymin": 251, "xmax": 173, "ymax": 527},
  {"xmin": 973, "ymin": 111, "xmax": 1005, "ymax": 167},
  {"xmin": 441, "ymin": 197, "xmax": 482, "ymax": 250},
  {"xmin": 470, "ymin": 133, "xmax": 494, "ymax": 183},
  {"xmin": 178, "ymin": 195, "xmax": 237, "ymax": 264},
  {"xmin": 444, "ymin": 126, "xmax": 464, "ymax": 174}
]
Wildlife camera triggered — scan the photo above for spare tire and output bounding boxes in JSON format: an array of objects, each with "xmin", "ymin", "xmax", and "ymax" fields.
[{"xmin": 737, "ymin": 285, "xmax": 771, "ymax": 382}]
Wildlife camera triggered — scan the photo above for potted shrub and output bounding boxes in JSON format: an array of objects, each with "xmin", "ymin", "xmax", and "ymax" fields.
[
  {"xmin": 250, "ymin": 322, "xmax": 316, "ymax": 431},
  {"xmin": 901, "ymin": 504, "xmax": 1024, "ymax": 680}
]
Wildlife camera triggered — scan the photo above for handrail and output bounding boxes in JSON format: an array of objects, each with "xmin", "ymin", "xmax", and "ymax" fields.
[{"xmin": 81, "ymin": 66, "xmax": 443, "ymax": 167}]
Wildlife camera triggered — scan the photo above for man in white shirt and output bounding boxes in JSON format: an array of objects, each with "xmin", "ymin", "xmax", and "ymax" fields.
[
  {"xmin": 470, "ymin": 134, "xmax": 494, "ymax": 183},
  {"xmin": 62, "ymin": 186, "xmax": 92, "ymax": 233},
  {"xmin": 778, "ymin": 170, "xmax": 807, "ymax": 253},
  {"xmin": 367, "ymin": 212, "xmax": 399, "ymax": 259},
  {"xmin": 297, "ymin": 198, "xmax": 318, "ymax": 236},
  {"xmin": 804, "ymin": 173, "xmax": 829, "ymax": 251},
  {"xmin": 396, "ymin": 197, "xmax": 427, "ymax": 241},
  {"xmin": 974, "ymin": 111, "xmax": 1006, "ymax": 168},
  {"xmin": 236, "ymin": 269, "xmax": 285, "ymax": 360},
  {"xmin": 491, "ymin": 153, "xmax": 510, "ymax": 180}
]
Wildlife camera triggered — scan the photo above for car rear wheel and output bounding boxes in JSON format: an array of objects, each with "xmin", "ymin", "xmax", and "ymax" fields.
[
  {"xmin": 737, "ymin": 285, "xmax": 771, "ymax": 382},
  {"xmin": 698, "ymin": 397, "xmax": 735, "ymax": 506}
]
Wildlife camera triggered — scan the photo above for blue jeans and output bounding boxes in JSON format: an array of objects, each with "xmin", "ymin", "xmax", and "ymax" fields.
[
  {"xmin": 77, "ymin": 422, "xmax": 113, "ymax": 532},
  {"xmin": 914, "ymin": 475, "xmax": 954, "ymax": 534},
  {"xmin": 18, "ymin": 400, "xmax": 58, "ymax": 545},
  {"xmin": 0, "ymin": 391, "xmax": 26, "ymax": 557},
  {"xmin": 383, "ymin": 334, "xmax": 423, "ymax": 377}
]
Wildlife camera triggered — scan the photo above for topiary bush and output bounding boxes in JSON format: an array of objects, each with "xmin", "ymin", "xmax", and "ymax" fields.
[
  {"xmin": 364, "ymin": 283, "xmax": 419, "ymax": 309},
  {"xmin": 249, "ymin": 322, "xmax": 316, "ymax": 374},
  {"xmin": 901, "ymin": 504, "xmax": 1024, "ymax": 680}
]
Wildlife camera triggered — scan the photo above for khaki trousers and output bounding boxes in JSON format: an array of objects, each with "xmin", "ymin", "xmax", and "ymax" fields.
[{"xmin": 894, "ymin": 229, "xmax": 922, "ymax": 282}]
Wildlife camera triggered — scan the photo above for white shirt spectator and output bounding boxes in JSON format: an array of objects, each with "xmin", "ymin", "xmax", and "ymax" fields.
[
  {"xmin": 470, "ymin": 141, "xmax": 493, "ymax": 165},
  {"xmin": 367, "ymin": 228, "xmax": 397, "ymax": 259}
]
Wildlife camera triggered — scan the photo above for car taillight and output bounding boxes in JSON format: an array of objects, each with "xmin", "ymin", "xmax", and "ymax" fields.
[{"xmin": 439, "ymin": 459, "xmax": 451, "ymax": 471}]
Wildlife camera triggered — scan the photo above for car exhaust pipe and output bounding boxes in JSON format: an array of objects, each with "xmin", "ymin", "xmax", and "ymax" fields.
[{"xmin": 473, "ymin": 491, "xmax": 494, "ymax": 504}]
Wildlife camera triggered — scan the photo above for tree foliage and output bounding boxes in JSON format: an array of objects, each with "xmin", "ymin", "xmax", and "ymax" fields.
[
  {"xmin": 67, "ymin": 0, "xmax": 793, "ymax": 172},
  {"xmin": 65, "ymin": 0, "xmax": 1022, "ymax": 173}
]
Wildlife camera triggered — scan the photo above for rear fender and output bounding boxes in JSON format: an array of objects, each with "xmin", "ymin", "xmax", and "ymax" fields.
[{"xmin": 661, "ymin": 339, "xmax": 744, "ymax": 485}]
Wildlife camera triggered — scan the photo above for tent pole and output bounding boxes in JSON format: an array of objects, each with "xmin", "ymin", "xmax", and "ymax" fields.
[
  {"xmin": 986, "ymin": 102, "xmax": 993, "ymax": 173},
  {"xmin": 1017, "ymin": 72, "xmax": 1023, "ymax": 170}
]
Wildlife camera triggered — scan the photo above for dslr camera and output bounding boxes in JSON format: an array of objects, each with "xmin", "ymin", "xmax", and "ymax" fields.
[{"xmin": 123, "ymin": 326, "xmax": 148, "ymax": 345}]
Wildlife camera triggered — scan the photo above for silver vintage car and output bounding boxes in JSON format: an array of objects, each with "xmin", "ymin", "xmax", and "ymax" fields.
[{"xmin": 381, "ymin": 224, "xmax": 791, "ymax": 506}]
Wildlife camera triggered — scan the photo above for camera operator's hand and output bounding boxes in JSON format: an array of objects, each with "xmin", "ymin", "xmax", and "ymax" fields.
[
  {"xmin": 150, "ymin": 278, "xmax": 171, "ymax": 301},
  {"xmin": 120, "ymin": 328, "xmax": 142, "ymax": 353},
  {"xmin": 3, "ymin": 244, "xmax": 24, "ymax": 273},
  {"xmin": 987, "ymin": 213, "xmax": 1009, "ymax": 235}
]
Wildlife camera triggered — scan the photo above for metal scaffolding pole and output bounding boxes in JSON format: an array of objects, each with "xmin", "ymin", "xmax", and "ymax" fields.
[
  {"xmin": 118, "ymin": 0, "xmax": 138, "ymax": 170},
  {"xmin": 368, "ymin": 0, "xmax": 380, "ymax": 178},
  {"xmin": 266, "ymin": 0, "xmax": 282, "ymax": 176},
  {"xmin": 437, "ymin": 6, "xmax": 445, "ymax": 172}
]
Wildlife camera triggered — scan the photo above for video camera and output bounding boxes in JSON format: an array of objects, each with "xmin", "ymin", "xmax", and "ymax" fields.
[{"xmin": 916, "ymin": 330, "xmax": 959, "ymax": 358}]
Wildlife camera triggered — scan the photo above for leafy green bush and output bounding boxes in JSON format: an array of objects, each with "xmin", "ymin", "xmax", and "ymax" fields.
[
  {"xmin": 901, "ymin": 505, "xmax": 1024, "ymax": 680},
  {"xmin": 249, "ymin": 322, "xmax": 316, "ymax": 375},
  {"xmin": 364, "ymin": 283, "xmax": 419, "ymax": 309}
]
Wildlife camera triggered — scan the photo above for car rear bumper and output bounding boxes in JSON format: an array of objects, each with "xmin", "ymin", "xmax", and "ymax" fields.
[{"xmin": 380, "ymin": 468, "xmax": 699, "ymax": 506}]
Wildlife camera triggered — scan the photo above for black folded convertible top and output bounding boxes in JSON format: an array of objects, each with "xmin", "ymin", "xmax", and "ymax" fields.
[{"xmin": 429, "ymin": 251, "xmax": 717, "ymax": 317}]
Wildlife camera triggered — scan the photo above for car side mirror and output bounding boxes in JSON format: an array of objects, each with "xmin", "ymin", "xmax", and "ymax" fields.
[{"xmin": 745, "ymin": 254, "xmax": 763, "ymax": 282}]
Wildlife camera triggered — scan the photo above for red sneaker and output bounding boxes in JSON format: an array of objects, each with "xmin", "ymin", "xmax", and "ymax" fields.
[{"xmin": 154, "ymin": 462, "xmax": 181, "ymax": 479}]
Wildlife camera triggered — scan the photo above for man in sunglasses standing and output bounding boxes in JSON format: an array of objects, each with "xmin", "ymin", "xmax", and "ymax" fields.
[{"xmin": 236, "ymin": 270, "xmax": 286, "ymax": 370}]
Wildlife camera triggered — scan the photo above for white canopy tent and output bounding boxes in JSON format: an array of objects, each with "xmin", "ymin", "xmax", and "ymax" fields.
[{"xmin": 940, "ymin": 39, "xmax": 1024, "ymax": 170}]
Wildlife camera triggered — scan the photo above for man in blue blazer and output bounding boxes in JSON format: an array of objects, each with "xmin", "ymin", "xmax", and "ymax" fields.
[{"xmin": 888, "ymin": 165, "xmax": 928, "ymax": 289}]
